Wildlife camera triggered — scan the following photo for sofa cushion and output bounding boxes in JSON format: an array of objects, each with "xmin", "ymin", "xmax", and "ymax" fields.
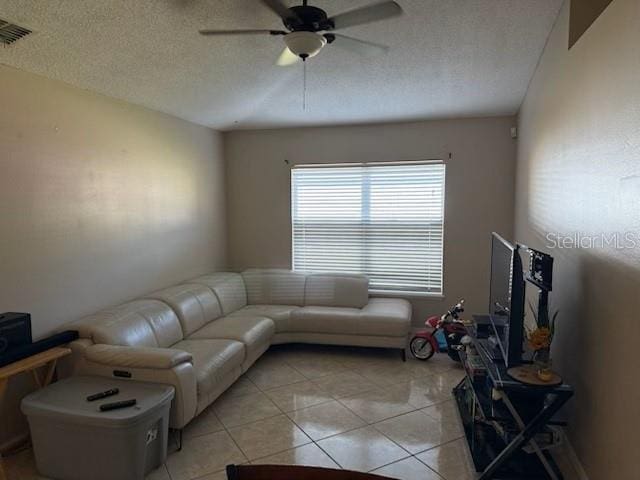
[
  {"xmin": 304, "ymin": 273, "xmax": 369, "ymax": 308},
  {"xmin": 146, "ymin": 284, "xmax": 222, "ymax": 336},
  {"xmin": 173, "ymin": 339, "xmax": 244, "ymax": 395},
  {"xmin": 289, "ymin": 306, "xmax": 363, "ymax": 335},
  {"xmin": 242, "ymin": 269, "xmax": 307, "ymax": 306},
  {"xmin": 289, "ymin": 300, "xmax": 410, "ymax": 338},
  {"xmin": 361, "ymin": 298, "xmax": 412, "ymax": 337},
  {"xmin": 228, "ymin": 305, "xmax": 299, "ymax": 333},
  {"xmin": 83, "ymin": 300, "xmax": 184, "ymax": 348},
  {"xmin": 188, "ymin": 316, "xmax": 275, "ymax": 365},
  {"xmin": 190, "ymin": 273, "xmax": 247, "ymax": 315}
]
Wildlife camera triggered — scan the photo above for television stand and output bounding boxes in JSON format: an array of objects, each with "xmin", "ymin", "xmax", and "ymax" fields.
[
  {"xmin": 478, "ymin": 336, "xmax": 503, "ymax": 362},
  {"xmin": 453, "ymin": 315, "xmax": 574, "ymax": 479}
]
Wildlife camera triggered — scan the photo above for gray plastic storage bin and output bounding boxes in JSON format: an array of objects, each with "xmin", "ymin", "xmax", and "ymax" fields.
[{"xmin": 21, "ymin": 376, "xmax": 175, "ymax": 480}]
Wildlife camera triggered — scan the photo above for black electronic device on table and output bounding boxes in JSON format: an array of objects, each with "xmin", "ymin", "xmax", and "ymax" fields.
[
  {"xmin": 520, "ymin": 245, "xmax": 555, "ymax": 330},
  {"xmin": 0, "ymin": 312, "xmax": 32, "ymax": 354},
  {"xmin": 523, "ymin": 246, "xmax": 554, "ymax": 292},
  {"xmin": 487, "ymin": 232, "xmax": 526, "ymax": 368},
  {"xmin": 87, "ymin": 388, "xmax": 120, "ymax": 402},
  {"xmin": 0, "ymin": 329, "xmax": 79, "ymax": 367}
]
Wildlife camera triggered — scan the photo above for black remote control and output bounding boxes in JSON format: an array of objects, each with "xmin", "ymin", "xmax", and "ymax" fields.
[
  {"xmin": 99, "ymin": 399, "xmax": 137, "ymax": 411},
  {"xmin": 87, "ymin": 388, "xmax": 119, "ymax": 402}
]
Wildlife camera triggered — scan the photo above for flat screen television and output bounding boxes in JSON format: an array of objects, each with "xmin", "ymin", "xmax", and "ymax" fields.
[{"xmin": 488, "ymin": 232, "xmax": 526, "ymax": 368}]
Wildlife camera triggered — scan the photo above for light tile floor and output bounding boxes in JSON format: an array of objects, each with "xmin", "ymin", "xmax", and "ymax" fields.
[{"xmin": 4, "ymin": 344, "xmax": 578, "ymax": 480}]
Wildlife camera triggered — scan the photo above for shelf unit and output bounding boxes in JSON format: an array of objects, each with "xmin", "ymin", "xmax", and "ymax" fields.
[{"xmin": 453, "ymin": 316, "xmax": 574, "ymax": 479}]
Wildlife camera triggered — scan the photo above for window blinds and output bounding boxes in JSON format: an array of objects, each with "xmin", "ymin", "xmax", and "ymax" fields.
[{"xmin": 291, "ymin": 162, "xmax": 445, "ymax": 294}]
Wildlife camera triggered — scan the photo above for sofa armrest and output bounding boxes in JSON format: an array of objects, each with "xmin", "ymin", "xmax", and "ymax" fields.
[
  {"xmin": 85, "ymin": 344, "xmax": 193, "ymax": 370},
  {"xmin": 80, "ymin": 345, "xmax": 197, "ymax": 429}
]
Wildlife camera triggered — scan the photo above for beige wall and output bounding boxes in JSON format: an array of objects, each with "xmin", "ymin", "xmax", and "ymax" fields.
[
  {"xmin": 0, "ymin": 65, "xmax": 227, "ymax": 444},
  {"xmin": 515, "ymin": 0, "xmax": 640, "ymax": 478},
  {"xmin": 224, "ymin": 117, "xmax": 517, "ymax": 324}
]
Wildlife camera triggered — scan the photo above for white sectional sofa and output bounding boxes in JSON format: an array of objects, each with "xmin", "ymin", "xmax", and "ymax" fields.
[{"xmin": 67, "ymin": 269, "xmax": 412, "ymax": 429}]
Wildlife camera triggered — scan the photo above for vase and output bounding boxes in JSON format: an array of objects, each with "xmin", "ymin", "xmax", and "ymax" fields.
[{"xmin": 534, "ymin": 348, "xmax": 553, "ymax": 382}]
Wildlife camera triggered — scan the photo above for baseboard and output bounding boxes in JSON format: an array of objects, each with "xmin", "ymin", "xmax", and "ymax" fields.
[{"xmin": 555, "ymin": 431, "xmax": 589, "ymax": 480}]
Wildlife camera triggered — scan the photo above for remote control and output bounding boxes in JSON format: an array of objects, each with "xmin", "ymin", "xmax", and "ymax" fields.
[
  {"xmin": 87, "ymin": 388, "xmax": 119, "ymax": 402},
  {"xmin": 99, "ymin": 399, "xmax": 137, "ymax": 411}
]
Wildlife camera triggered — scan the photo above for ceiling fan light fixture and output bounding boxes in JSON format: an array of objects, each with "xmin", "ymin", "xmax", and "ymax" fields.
[{"xmin": 283, "ymin": 31, "xmax": 326, "ymax": 59}]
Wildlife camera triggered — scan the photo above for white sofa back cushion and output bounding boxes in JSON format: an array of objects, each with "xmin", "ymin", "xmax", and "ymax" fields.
[
  {"xmin": 304, "ymin": 273, "xmax": 369, "ymax": 309},
  {"xmin": 146, "ymin": 284, "xmax": 223, "ymax": 336},
  {"xmin": 242, "ymin": 269, "xmax": 307, "ymax": 306},
  {"xmin": 190, "ymin": 273, "xmax": 247, "ymax": 315},
  {"xmin": 84, "ymin": 300, "xmax": 184, "ymax": 348}
]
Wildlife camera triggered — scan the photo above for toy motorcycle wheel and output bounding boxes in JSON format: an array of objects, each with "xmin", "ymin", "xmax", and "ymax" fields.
[{"xmin": 409, "ymin": 336, "xmax": 435, "ymax": 360}]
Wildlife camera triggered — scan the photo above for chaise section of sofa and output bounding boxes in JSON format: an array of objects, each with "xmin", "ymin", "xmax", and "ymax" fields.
[
  {"xmin": 274, "ymin": 273, "xmax": 410, "ymax": 349},
  {"xmin": 66, "ymin": 269, "xmax": 412, "ymax": 429}
]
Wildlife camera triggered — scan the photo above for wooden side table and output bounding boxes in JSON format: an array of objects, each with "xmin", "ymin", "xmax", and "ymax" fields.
[{"xmin": 0, "ymin": 347, "xmax": 71, "ymax": 480}]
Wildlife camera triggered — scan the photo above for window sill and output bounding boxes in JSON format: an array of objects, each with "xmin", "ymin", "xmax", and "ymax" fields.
[{"xmin": 369, "ymin": 290, "xmax": 445, "ymax": 299}]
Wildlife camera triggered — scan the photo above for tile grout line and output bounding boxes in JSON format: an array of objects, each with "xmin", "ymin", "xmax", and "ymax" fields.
[
  {"xmin": 221, "ymin": 404, "xmax": 317, "ymax": 468},
  {"xmin": 363, "ymin": 452, "xmax": 419, "ymax": 474},
  {"xmin": 165, "ymin": 347, "xmax": 465, "ymax": 480},
  {"xmin": 372, "ymin": 454, "xmax": 447, "ymax": 478},
  {"xmin": 181, "ymin": 371, "xmax": 290, "ymax": 480},
  {"xmin": 249, "ymin": 354, "xmax": 416, "ymax": 470},
  {"xmin": 221, "ymin": 395, "xmax": 284, "ymax": 465},
  {"xmin": 244, "ymin": 438, "xmax": 316, "ymax": 466},
  {"xmin": 415, "ymin": 434, "xmax": 467, "ymax": 455},
  {"xmin": 191, "ymin": 385, "xmax": 457, "ymax": 462},
  {"xmin": 199, "ymin": 405, "xmax": 252, "ymax": 479},
  {"xmin": 213, "ymin": 371, "xmax": 338, "ymax": 472},
  {"xmin": 412, "ymin": 435, "xmax": 469, "ymax": 480},
  {"xmin": 176, "ymin": 410, "xmax": 249, "ymax": 480},
  {"xmin": 331, "ymin": 387, "xmax": 458, "ymax": 426},
  {"xmin": 288, "ymin": 377, "xmax": 465, "ymax": 472},
  {"xmin": 181, "ymin": 409, "xmax": 461, "ymax": 477},
  {"xmin": 311, "ymin": 439, "xmax": 346, "ymax": 469},
  {"xmin": 280, "ymin": 393, "xmax": 423, "ymax": 472},
  {"xmin": 280, "ymin": 397, "xmax": 337, "ymax": 414},
  {"xmin": 283, "ymin": 404, "xmax": 354, "ymax": 468}
]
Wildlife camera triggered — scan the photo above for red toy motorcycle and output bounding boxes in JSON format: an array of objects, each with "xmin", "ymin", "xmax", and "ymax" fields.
[{"xmin": 409, "ymin": 300, "xmax": 467, "ymax": 362}]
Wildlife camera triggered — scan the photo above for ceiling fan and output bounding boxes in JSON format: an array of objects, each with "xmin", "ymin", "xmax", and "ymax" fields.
[{"xmin": 199, "ymin": 0, "xmax": 403, "ymax": 66}]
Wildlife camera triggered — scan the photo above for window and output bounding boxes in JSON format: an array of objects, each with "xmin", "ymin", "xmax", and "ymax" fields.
[{"xmin": 291, "ymin": 162, "xmax": 445, "ymax": 294}]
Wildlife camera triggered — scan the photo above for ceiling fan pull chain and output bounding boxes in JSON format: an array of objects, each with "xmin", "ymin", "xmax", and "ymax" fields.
[{"xmin": 303, "ymin": 60, "xmax": 307, "ymax": 111}]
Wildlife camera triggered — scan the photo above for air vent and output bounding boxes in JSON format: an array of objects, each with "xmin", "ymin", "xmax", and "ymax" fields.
[{"xmin": 0, "ymin": 18, "xmax": 32, "ymax": 45}]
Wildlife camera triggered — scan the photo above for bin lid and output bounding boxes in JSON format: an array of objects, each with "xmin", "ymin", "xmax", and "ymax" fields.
[{"xmin": 21, "ymin": 376, "xmax": 175, "ymax": 428}]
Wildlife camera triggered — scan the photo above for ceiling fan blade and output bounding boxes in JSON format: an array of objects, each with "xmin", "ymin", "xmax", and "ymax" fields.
[
  {"xmin": 328, "ymin": 33, "xmax": 389, "ymax": 57},
  {"xmin": 199, "ymin": 29, "xmax": 286, "ymax": 36},
  {"xmin": 276, "ymin": 47, "xmax": 300, "ymax": 66},
  {"xmin": 261, "ymin": 0, "xmax": 301, "ymax": 23},
  {"xmin": 328, "ymin": 1, "xmax": 403, "ymax": 30}
]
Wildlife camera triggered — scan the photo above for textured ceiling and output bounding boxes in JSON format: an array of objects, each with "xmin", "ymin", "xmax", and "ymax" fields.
[{"xmin": 0, "ymin": 0, "xmax": 562, "ymax": 130}]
